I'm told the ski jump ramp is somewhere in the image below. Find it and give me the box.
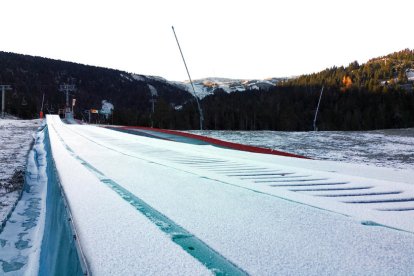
[46,115,414,275]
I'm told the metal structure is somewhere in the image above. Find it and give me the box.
[313,86,324,131]
[40,93,45,118]
[148,84,158,128]
[148,84,158,113]
[172,26,204,130]
[59,84,76,119]
[1,85,12,118]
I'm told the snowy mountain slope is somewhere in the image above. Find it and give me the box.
[128,74,288,99]
[174,77,286,99]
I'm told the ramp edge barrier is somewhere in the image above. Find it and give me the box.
[41,126,90,275]
[105,126,310,159]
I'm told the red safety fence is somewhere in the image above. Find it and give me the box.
[107,125,310,159]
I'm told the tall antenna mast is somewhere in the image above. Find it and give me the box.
[172,26,204,130]
[313,85,324,131]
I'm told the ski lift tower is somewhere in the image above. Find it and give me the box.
[59,84,76,119]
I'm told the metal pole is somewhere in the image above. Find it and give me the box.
[1,86,5,118]
[66,91,69,109]
[1,85,12,118]
[172,26,204,130]
[313,86,324,131]
[41,93,45,112]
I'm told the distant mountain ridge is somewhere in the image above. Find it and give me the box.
[123,75,289,99]
[171,77,287,99]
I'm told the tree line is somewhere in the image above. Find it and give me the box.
[1,50,413,131]
[162,85,414,131]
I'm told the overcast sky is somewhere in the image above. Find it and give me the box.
[2,0,413,81]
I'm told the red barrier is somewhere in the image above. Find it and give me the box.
[107,125,310,159]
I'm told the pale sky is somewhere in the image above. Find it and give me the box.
[2,0,413,81]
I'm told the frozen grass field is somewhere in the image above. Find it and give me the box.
[0,118,41,224]
[188,129,414,170]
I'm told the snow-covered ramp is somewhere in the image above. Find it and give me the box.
[46,115,414,275]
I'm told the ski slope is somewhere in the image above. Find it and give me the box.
[46,115,414,275]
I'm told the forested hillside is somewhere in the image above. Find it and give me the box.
[284,49,414,92]
[176,49,414,131]
[0,51,192,124]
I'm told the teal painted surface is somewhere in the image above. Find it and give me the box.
[38,128,84,276]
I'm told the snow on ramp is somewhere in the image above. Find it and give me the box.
[46,115,414,275]
[47,116,211,275]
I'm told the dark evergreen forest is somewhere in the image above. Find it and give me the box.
[173,86,413,131]
[0,51,192,124]
[172,49,414,130]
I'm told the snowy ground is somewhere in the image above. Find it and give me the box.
[2,116,414,274]
[44,116,414,274]
[188,129,414,170]
[0,128,47,274]
[0,118,41,224]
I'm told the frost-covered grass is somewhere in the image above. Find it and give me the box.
[188,129,414,170]
[0,118,41,224]
[0,128,48,274]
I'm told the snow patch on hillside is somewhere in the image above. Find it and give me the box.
[130,73,170,84]
[407,69,414,81]
[123,73,288,99]
[177,77,286,99]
